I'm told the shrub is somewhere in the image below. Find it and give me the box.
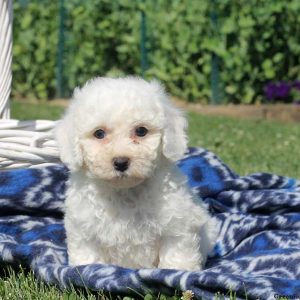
[216,0,300,104]
[13,1,58,99]
[12,0,300,103]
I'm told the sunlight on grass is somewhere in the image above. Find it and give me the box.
[11,101,300,178]
[188,112,300,178]
[11,101,65,120]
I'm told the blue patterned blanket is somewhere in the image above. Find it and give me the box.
[0,147,299,300]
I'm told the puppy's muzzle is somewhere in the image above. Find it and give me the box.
[113,157,130,172]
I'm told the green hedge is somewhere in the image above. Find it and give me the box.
[12,0,300,103]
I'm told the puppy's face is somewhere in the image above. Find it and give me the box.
[80,109,163,188]
[55,77,187,189]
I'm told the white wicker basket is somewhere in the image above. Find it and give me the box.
[0,120,60,169]
[0,0,61,169]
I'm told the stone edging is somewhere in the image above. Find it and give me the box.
[173,99,300,123]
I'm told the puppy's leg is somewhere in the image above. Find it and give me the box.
[66,228,107,266]
[68,240,96,265]
[158,234,204,271]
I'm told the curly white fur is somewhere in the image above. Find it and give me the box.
[55,77,217,270]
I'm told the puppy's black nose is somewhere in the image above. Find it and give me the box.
[113,157,130,172]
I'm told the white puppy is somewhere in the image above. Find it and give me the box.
[55,77,217,271]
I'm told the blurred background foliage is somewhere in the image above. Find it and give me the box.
[12,0,300,103]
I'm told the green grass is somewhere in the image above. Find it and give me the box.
[6,101,300,299]
[0,266,242,300]
[0,267,187,300]
[11,101,65,120]
[0,267,132,300]
[11,101,300,178]
[188,112,300,178]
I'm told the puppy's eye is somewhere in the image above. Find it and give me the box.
[135,126,148,137]
[94,129,106,139]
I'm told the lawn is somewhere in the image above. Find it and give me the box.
[188,113,300,178]
[11,101,65,121]
[4,101,299,299]
[11,101,300,178]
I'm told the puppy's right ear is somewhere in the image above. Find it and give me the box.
[54,116,83,171]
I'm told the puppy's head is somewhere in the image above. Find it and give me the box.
[55,77,187,188]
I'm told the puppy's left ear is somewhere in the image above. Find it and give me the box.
[150,80,188,161]
[54,115,83,171]
[162,103,188,161]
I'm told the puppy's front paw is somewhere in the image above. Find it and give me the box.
[67,243,106,266]
[158,260,202,271]
[159,235,205,271]
[68,252,97,266]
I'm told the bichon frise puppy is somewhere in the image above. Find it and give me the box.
[55,77,217,271]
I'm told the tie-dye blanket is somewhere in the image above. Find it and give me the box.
[0,147,299,300]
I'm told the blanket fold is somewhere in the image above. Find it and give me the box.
[0,147,299,300]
